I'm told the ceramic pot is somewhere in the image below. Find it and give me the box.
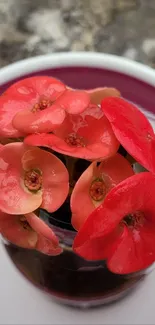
[0,52,155,307]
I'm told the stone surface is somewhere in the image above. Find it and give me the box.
[0,0,155,68]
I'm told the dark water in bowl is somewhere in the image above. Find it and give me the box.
[1,64,154,306]
[3,233,143,307]
[3,210,144,307]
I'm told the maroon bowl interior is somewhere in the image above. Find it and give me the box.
[0,66,155,114]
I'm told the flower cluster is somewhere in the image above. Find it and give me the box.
[1,75,155,275]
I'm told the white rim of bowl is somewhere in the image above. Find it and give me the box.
[0,52,155,86]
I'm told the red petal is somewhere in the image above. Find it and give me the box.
[36,235,63,256]
[107,223,155,274]
[22,147,69,212]
[101,97,155,173]
[97,153,134,184]
[73,226,123,261]
[13,104,66,134]
[73,172,155,248]
[0,76,66,137]
[6,76,65,100]
[0,209,62,255]
[86,87,120,105]
[0,95,28,138]
[25,105,119,160]
[25,213,59,246]
[0,211,38,249]
[71,162,96,231]
[57,89,90,114]
[71,154,134,230]
[0,143,42,214]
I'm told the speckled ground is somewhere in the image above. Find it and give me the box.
[0,0,155,68]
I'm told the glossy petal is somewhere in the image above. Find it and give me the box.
[56,89,90,114]
[101,97,155,173]
[25,105,119,160]
[6,76,65,100]
[73,226,123,261]
[71,162,96,231]
[26,213,59,246]
[22,147,69,212]
[0,211,38,249]
[36,235,63,256]
[0,95,27,138]
[86,87,120,105]
[73,172,155,248]
[71,153,134,230]
[0,76,66,137]
[107,223,155,274]
[0,143,42,214]
[13,104,66,134]
[0,211,62,256]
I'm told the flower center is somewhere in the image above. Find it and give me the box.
[19,216,31,230]
[65,133,85,147]
[32,99,52,112]
[89,178,106,201]
[24,169,42,192]
[123,211,145,229]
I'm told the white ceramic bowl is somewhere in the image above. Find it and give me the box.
[0,52,155,323]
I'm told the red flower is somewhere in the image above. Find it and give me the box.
[71,153,134,230]
[0,143,69,214]
[73,172,155,274]
[101,97,155,174]
[86,87,120,105]
[0,76,66,138]
[0,76,90,137]
[0,211,62,256]
[25,104,119,160]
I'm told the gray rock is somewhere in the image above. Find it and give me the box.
[114,0,139,11]
[140,0,155,9]
[60,0,74,11]
[123,48,138,60]
[142,39,155,56]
